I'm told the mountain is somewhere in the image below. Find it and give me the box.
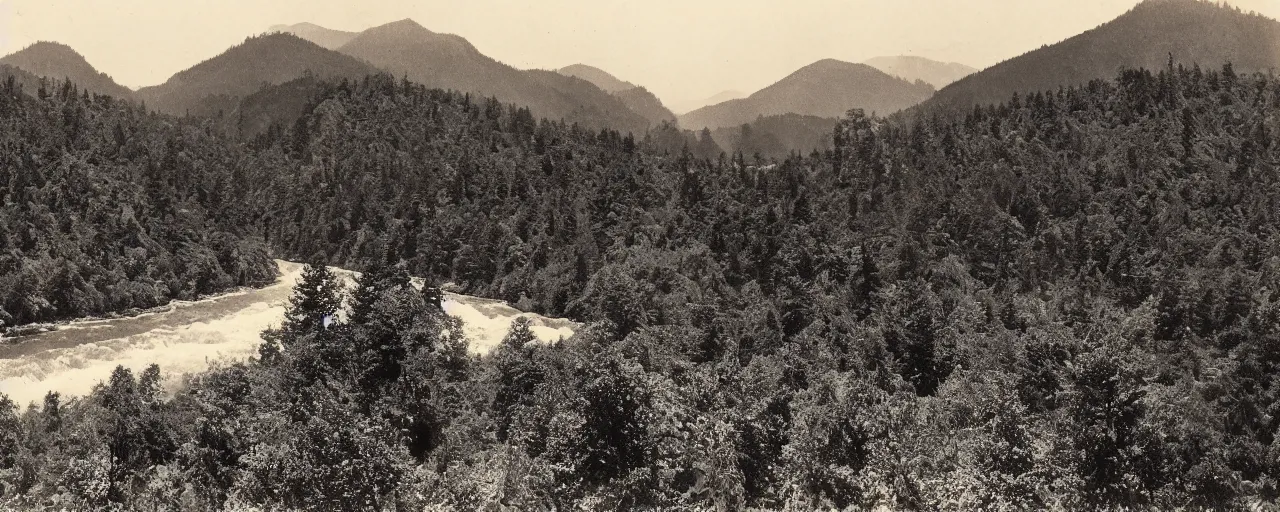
[268,22,359,50]
[679,59,934,130]
[557,64,636,93]
[614,86,677,127]
[556,64,677,127]
[137,33,378,117]
[864,56,977,88]
[918,0,1280,116]
[0,41,134,99]
[337,19,649,133]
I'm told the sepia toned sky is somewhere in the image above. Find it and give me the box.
[0,0,1277,106]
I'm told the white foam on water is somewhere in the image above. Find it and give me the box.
[0,261,578,407]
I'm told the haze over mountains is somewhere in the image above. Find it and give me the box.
[679,59,935,130]
[557,64,636,93]
[864,56,978,88]
[0,42,134,99]
[670,90,747,115]
[268,22,358,50]
[556,64,676,126]
[0,0,1276,155]
[919,0,1280,116]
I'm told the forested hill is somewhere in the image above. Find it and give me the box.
[917,0,1280,116]
[680,59,934,130]
[335,19,651,134]
[0,42,135,99]
[136,33,378,118]
[5,64,1280,510]
[0,78,276,330]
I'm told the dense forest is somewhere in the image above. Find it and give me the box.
[0,76,276,330]
[3,61,1280,510]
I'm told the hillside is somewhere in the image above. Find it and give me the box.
[268,22,359,50]
[0,64,43,96]
[338,19,649,133]
[918,0,1280,116]
[712,113,836,160]
[136,33,378,117]
[9,64,1280,509]
[864,55,977,88]
[0,41,134,99]
[556,64,677,126]
[557,63,636,92]
[614,86,677,127]
[679,59,934,130]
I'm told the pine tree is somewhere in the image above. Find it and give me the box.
[280,264,343,338]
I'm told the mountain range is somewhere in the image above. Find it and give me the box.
[917,0,1280,116]
[679,59,935,130]
[2,0,1278,147]
[332,19,650,133]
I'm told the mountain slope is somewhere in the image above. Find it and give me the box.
[556,65,677,127]
[712,113,836,160]
[337,19,649,133]
[0,42,134,99]
[614,86,677,127]
[557,64,637,93]
[0,64,43,96]
[137,33,378,117]
[679,59,934,130]
[918,0,1280,116]
[268,22,359,50]
[864,56,977,88]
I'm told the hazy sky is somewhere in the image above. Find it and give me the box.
[1,0,1277,106]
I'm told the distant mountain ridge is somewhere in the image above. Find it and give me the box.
[916,0,1280,116]
[557,64,636,93]
[336,19,650,133]
[864,56,977,88]
[136,33,378,117]
[269,22,359,50]
[679,59,934,130]
[555,64,676,127]
[0,41,134,99]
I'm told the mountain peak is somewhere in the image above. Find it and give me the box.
[803,58,860,71]
[0,40,133,98]
[267,22,358,50]
[138,31,377,116]
[366,18,434,36]
[679,59,933,129]
[916,0,1280,116]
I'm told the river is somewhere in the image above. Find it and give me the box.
[0,261,578,407]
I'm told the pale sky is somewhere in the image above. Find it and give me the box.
[0,0,1277,106]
